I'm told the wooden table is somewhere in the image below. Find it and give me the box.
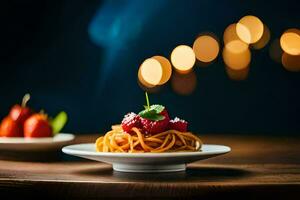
[0,134,299,199]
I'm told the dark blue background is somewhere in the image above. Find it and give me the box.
[0,0,299,135]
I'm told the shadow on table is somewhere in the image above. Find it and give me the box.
[0,151,67,162]
[75,165,252,182]
[0,150,92,162]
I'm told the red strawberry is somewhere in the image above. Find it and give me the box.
[140,109,170,134]
[9,94,33,124]
[121,112,141,133]
[9,105,33,124]
[0,116,23,137]
[24,114,52,138]
[169,117,188,132]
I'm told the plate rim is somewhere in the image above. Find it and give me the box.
[62,143,231,157]
[0,133,75,144]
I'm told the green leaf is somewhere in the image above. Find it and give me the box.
[150,104,165,114]
[144,115,165,121]
[138,109,157,118]
[138,105,165,121]
[139,93,165,121]
[50,111,68,135]
[138,105,164,117]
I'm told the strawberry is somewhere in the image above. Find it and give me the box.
[169,117,188,132]
[24,113,52,138]
[0,116,23,137]
[9,94,33,124]
[137,93,171,134]
[121,112,141,133]
[9,105,33,124]
[140,109,170,134]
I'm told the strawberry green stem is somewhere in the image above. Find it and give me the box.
[21,93,30,107]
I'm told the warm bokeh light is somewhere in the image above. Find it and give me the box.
[236,15,264,44]
[137,78,161,93]
[252,24,271,49]
[171,45,196,74]
[193,35,219,63]
[138,67,156,88]
[223,40,251,70]
[281,53,300,72]
[152,56,172,85]
[135,15,299,95]
[269,39,283,63]
[226,66,249,81]
[223,23,245,45]
[225,39,249,53]
[171,71,197,95]
[138,58,163,86]
[223,23,251,72]
[280,28,300,56]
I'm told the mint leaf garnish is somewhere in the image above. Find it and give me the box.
[143,115,165,121]
[139,92,165,121]
[138,105,165,117]
[138,108,165,121]
[138,109,157,118]
[150,104,165,113]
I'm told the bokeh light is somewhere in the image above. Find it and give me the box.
[269,39,283,63]
[223,23,252,73]
[171,71,197,95]
[171,45,196,74]
[152,56,172,85]
[226,66,249,81]
[137,78,161,93]
[225,39,249,53]
[135,14,300,95]
[193,35,219,63]
[223,23,245,45]
[280,28,300,56]
[252,24,271,49]
[223,40,251,70]
[236,15,264,44]
[138,67,155,88]
[281,53,300,72]
[138,58,163,86]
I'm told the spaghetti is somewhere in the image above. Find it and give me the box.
[95,125,202,153]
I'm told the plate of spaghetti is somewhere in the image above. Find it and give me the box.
[62,93,230,172]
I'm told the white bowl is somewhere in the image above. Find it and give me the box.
[0,133,75,151]
[62,143,231,173]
